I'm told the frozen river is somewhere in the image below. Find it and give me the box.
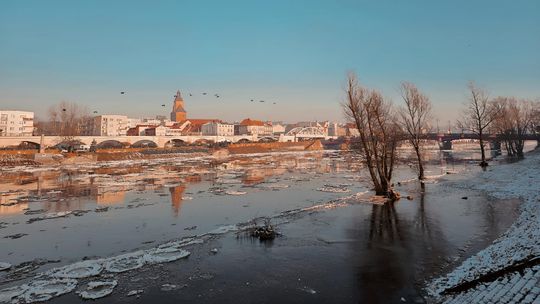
[0,146,534,303]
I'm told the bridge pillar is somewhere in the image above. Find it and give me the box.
[439,140,452,150]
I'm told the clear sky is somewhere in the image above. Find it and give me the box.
[1,0,539,123]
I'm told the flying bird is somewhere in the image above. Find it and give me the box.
[273,102,276,105]
[62,109,66,112]
[162,104,166,107]
[259,100,265,103]
[250,99,254,102]
[202,93,207,95]
[189,93,192,96]
[120,91,125,95]
[93,111,98,114]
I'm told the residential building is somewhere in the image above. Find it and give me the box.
[201,122,234,136]
[84,115,128,136]
[127,118,142,128]
[0,110,34,136]
[145,125,167,136]
[272,123,286,135]
[236,118,273,136]
[180,119,221,135]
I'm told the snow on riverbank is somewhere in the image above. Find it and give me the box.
[427,151,540,302]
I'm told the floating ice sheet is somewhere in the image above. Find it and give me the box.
[50,260,103,279]
[143,247,190,264]
[105,252,145,273]
[23,279,78,303]
[77,280,117,300]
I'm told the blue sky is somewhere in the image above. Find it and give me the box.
[1,0,539,123]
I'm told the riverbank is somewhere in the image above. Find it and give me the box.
[426,150,540,303]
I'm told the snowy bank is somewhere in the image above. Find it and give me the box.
[427,151,540,302]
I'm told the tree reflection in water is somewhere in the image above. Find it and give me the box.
[353,184,450,303]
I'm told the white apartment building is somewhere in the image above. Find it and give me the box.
[85,115,128,136]
[236,118,273,136]
[272,123,286,135]
[0,110,34,136]
[127,118,142,128]
[201,122,234,136]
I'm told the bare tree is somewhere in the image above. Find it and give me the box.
[343,73,402,198]
[457,82,502,167]
[398,82,432,180]
[492,97,537,157]
[47,101,89,136]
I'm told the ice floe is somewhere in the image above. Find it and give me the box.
[206,225,238,235]
[105,252,145,273]
[224,190,247,196]
[49,260,103,279]
[0,262,11,271]
[77,280,117,300]
[23,279,78,303]
[143,247,190,264]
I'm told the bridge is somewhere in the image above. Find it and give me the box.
[324,132,540,150]
[0,135,262,149]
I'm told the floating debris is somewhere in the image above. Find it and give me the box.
[4,233,28,239]
[77,280,117,300]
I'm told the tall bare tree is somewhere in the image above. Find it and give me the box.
[343,73,402,198]
[47,101,89,136]
[457,82,502,167]
[492,97,537,157]
[398,82,432,180]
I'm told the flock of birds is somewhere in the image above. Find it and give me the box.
[81,91,277,114]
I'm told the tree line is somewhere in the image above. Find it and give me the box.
[343,72,539,199]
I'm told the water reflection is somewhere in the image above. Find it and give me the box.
[169,185,186,217]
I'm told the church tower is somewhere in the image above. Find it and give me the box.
[170,90,187,122]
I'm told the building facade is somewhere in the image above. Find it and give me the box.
[84,115,128,136]
[236,118,273,136]
[201,122,234,136]
[0,110,34,136]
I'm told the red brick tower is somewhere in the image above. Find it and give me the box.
[170,90,187,122]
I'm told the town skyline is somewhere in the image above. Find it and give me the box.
[1,1,539,122]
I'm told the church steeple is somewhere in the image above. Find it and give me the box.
[171,90,187,122]
[174,90,183,101]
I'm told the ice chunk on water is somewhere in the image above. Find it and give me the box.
[0,262,11,271]
[23,279,77,303]
[51,260,103,279]
[207,225,238,235]
[105,252,145,273]
[225,190,247,195]
[126,289,144,297]
[316,186,350,193]
[77,280,117,300]
[143,247,190,264]
[0,286,27,303]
